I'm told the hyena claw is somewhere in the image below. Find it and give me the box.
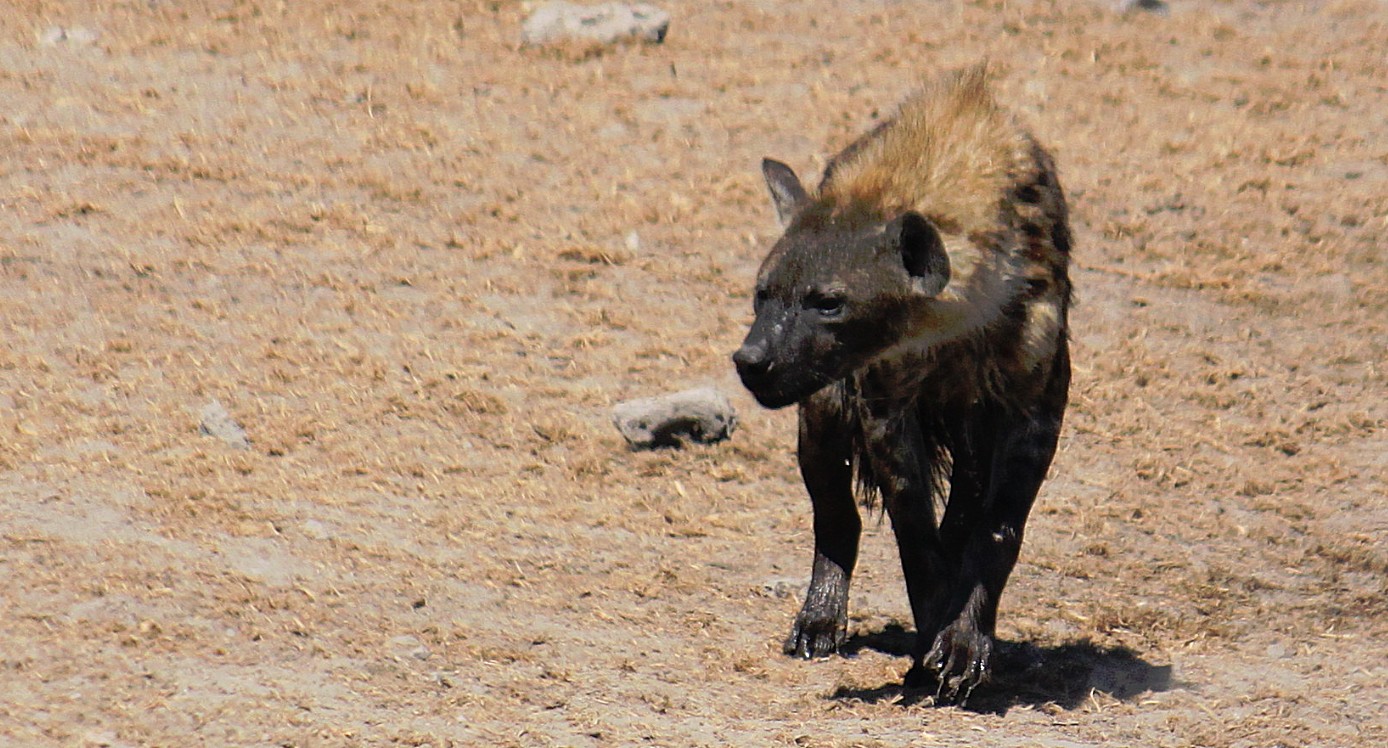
[783,613,846,659]
[923,621,993,705]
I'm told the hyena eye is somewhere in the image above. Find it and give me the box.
[807,292,846,318]
[753,288,770,309]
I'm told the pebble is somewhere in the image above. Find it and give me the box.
[301,519,333,541]
[39,26,100,46]
[80,731,129,748]
[389,634,432,661]
[758,578,804,599]
[1116,0,1170,14]
[199,400,250,449]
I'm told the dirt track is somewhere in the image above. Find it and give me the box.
[2,1,1386,746]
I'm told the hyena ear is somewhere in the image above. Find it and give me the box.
[893,212,951,297]
[762,158,808,227]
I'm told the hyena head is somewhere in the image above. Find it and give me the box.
[733,159,951,409]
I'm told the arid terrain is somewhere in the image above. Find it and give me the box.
[2,1,1385,746]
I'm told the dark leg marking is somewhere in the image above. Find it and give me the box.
[785,389,861,659]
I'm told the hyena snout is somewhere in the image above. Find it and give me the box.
[733,336,804,409]
[732,338,773,387]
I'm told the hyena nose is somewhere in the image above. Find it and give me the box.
[733,342,772,379]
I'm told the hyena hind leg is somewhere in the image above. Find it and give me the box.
[925,363,1069,703]
[784,389,861,659]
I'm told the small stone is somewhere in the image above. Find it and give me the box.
[758,577,804,599]
[301,519,332,540]
[389,634,432,661]
[521,3,670,47]
[80,731,129,748]
[1115,0,1170,15]
[39,26,100,46]
[199,400,250,449]
[612,387,736,449]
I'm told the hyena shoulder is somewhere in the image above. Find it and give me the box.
[829,67,1072,391]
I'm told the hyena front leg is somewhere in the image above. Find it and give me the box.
[857,408,953,688]
[785,388,861,659]
[926,351,1070,703]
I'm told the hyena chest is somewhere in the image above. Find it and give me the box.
[853,334,1022,418]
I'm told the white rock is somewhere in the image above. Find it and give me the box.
[612,387,736,449]
[522,3,670,46]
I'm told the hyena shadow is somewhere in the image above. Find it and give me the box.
[833,623,1174,713]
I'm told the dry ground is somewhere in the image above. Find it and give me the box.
[2,1,1386,746]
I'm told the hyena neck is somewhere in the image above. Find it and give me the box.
[890,235,1028,359]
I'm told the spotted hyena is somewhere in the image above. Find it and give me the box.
[733,67,1073,703]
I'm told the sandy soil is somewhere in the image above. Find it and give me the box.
[2,1,1386,746]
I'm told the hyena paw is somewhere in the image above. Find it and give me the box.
[920,621,993,705]
[783,610,846,659]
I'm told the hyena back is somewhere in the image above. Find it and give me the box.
[733,67,1072,703]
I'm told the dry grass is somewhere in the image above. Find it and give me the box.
[1,1,1386,746]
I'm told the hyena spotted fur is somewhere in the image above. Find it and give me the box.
[733,67,1072,703]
